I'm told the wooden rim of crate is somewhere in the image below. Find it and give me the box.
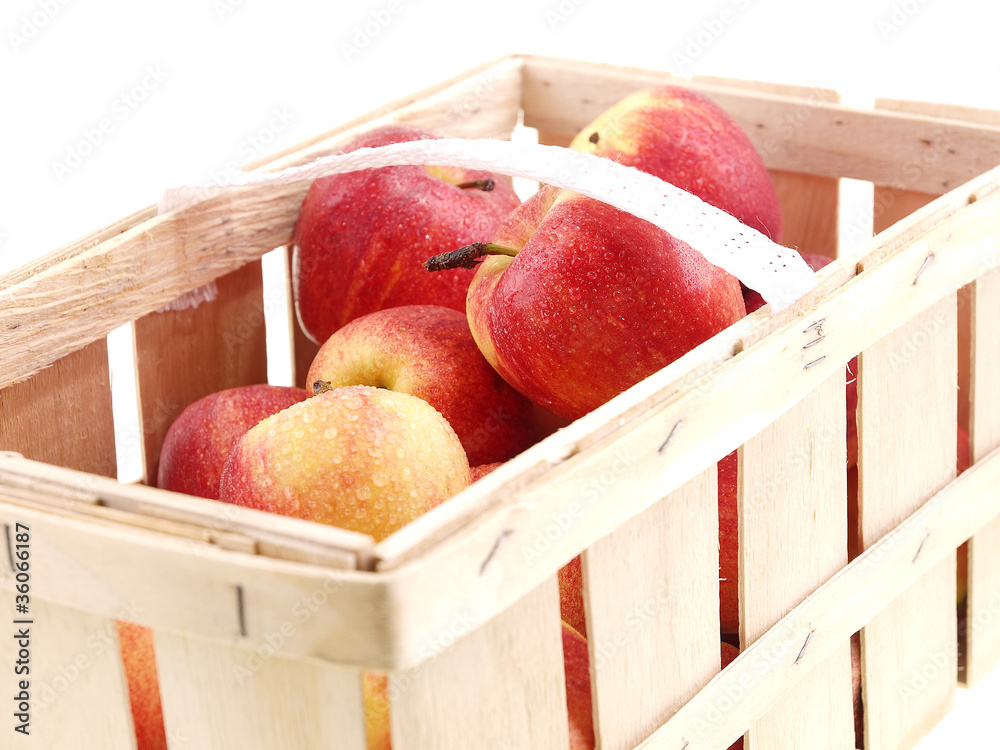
[3,54,1000,748]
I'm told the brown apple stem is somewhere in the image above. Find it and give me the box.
[423,242,519,272]
[313,380,334,395]
[456,178,495,191]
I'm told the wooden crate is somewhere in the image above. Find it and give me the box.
[2,53,1000,749]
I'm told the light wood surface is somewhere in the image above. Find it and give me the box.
[0,339,117,478]
[583,466,720,749]
[389,578,569,749]
[154,630,368,750]
[966,268,1000,685]
[740,373,855,749]
[133,260,268,485]
[857,295,959,750]
[0,595,136,748]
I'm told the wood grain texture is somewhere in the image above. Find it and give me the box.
[965,268,1000,685]
[0,338,117,478]
[635,444,1000,750]
[154,632,368,750]
[0,595,135,749]
[582,466,719,750]
[857,296,958,750]
[740,373,854,750]
[132,260,268,486]
[389,577,569,749]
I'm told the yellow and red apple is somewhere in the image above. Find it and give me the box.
[305,305,538,466]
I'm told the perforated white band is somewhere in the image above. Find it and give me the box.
[159,138,816,311]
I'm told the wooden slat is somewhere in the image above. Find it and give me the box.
[154,632,367,749]
[132,260,268,485]
[638,444,1000,750]
[740,372,854,749]
[0,595,135,748]
[0,339,117,478]
[389,577,568,749]
[857,296,959,750]
[582,467,719,749]
[520,55,1000,190]
[966,267,1000,685]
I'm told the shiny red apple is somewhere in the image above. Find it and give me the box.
[291,124,520,344]
[443,184,746,421]
[569,84,783,243]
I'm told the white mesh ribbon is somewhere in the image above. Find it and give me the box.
[159,138,816,311]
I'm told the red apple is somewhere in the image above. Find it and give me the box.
[157,384,309,499]
[718,450,740,635]
[291,124,521,344]
[470,461,503,482]
[558,555,587,639]
[445,184,746,421]
[562,621,595,750]
[569,85,783,243]
[364,672,390,750]
[219,385,470,541]
[117,620,166,750]
[305,305,538,466]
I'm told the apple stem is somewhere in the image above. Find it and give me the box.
[313,380,334,395]
[423,242,520,272]
[456,178,495,191]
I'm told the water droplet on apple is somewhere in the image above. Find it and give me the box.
[356,486,372,502]
[323,427,338,440]
[395,446,406,460]
[372,473,389,487]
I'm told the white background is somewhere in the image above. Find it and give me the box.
[3,0,1000,745]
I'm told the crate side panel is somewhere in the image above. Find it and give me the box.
[389,577,569,749]
[582,466,719,750]
[966,268,1000,685]
[133,260,268,486]
[154,630,367,749]
[857,297,959,750]
[0,338,117,478]
[0,595,136,748]
[740,372,854,749]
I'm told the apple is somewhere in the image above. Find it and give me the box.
[291,123,521,344]
[364,672,390,750]
[558,555,587,639]
[433,184,746,421]
[117,620,166,750]
[568,84,783,243]
[562,620,595,750]
[718,451,740,635]
[219,385,470,540]
[157,384,309,499]
[305,305,538,466]
[470,461,503,482]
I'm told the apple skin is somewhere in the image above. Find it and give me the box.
[562,621,596,750]
[291,124,520,344]
[305,305,538,467]
[219,385,470,541]
[117,620,167,750]
[157,384,309,499]
[558,555,587,639]
[718,451,740,635]
[363,672,390,750]
[569,85,782,243]
[470,461,503,482]
[466,184,747,421]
